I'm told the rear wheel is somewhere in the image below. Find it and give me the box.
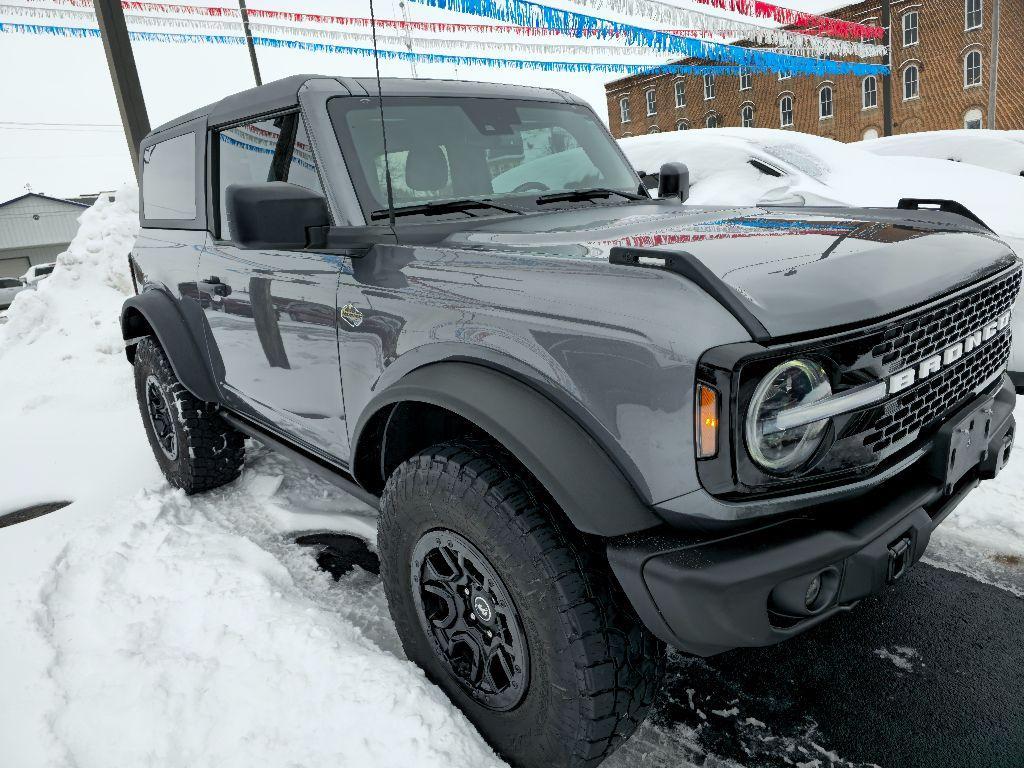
[133,337,244,493]
[378,440,665,768]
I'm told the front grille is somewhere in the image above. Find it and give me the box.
[870,269,1021,376]
[863,331,1011,453]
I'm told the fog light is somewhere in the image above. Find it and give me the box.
[804,574,822,609]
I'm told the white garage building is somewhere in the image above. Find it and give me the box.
[0,193,91,279]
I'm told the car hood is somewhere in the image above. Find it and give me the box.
[440,202,1020,338]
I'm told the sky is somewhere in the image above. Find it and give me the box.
[0,0,839,201]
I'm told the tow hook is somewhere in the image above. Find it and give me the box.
[887,535,913,584]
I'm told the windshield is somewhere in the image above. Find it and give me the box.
[328,96,644,221]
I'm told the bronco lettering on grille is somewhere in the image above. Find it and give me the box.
[887,310,1013,395]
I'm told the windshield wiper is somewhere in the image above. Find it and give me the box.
[370,199,522,221]
[534,188,647,205]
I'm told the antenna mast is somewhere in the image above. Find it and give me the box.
[369,0,397,229]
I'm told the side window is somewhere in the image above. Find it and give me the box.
[216,114,324,238]
[142,132,196,221]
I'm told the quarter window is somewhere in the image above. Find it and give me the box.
[741,104,754,127]
[646,88,657,116]
[620,97,631,123]
[779,96,794,128]
[141,132,197,221]
[863,76,878,109]
[964,50,982,87]
[966,0,982,30]
[704,74,716,100]
[675,80,686,108]
[819,86,834,119]
[902,11,919,46]
[903,65,920,100]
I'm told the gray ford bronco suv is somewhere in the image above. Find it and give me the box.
[123,75,1020,767]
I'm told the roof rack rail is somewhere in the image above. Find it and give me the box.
[897,198,993,232]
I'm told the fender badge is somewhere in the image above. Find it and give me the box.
[340,303,364,328]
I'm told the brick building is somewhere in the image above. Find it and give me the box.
[605,0,1023,142]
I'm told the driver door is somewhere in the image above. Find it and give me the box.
[199,112,350,459]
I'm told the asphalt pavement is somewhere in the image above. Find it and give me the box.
[613,562,1024,768]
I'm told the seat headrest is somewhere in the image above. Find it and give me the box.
[404,144,450,193]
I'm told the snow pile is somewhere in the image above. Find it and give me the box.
[619,129,1024,237]
[861,130,1024,177]
[0,189,502,768]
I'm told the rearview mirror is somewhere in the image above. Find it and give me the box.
[658,162,690,203]
[225,182,331,250]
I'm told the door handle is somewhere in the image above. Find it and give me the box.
[199,277,231,297]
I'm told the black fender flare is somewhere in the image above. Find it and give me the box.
[353,362,662,537]
[121,289,220,403]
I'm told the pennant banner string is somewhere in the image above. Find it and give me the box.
[0,2,884,58]
[407,0,888,75]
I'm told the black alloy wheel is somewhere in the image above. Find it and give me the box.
[145,374,178,460]
[412,528,529,711]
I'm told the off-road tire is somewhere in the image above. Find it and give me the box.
[378,440,665,768]
[133,336,244,493]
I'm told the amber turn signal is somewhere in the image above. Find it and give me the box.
[696,383,720,459]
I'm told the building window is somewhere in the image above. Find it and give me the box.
[902,11,919,46]
[863,127,880,140]
[819,86,834,119]
[741,104,754,127]
[779,71,792,80]
[966,0,982,30]
[965,50,983,88]
[646,88,657,116]
[675,80,686,108]
[903,65,920,100]
[677,120,689,131]
[862,76,878,109]
[779,95,794,128]
[706,114,720,129]
[964,107,984,129]
[740,71,752,91]
[649,125,660,134]
[703,74,716,100]
[619,97,630,124]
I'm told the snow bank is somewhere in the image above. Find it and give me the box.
[861,130,1024,177]
[619,129,1024,237]
[0,189,502,768]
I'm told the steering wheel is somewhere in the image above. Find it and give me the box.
[511,181,550,193]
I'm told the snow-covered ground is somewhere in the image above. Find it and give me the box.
[861,129,1024,177]
[2,155,1022,767]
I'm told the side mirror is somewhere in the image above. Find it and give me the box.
[225,182,331,249]
[658,162,690,203]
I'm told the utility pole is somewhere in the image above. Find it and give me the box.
[988,0,1001,129]
[237,0,262,86]
[93,0,150,182]
[881,0,894,136]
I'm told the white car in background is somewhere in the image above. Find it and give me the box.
[617,128,1024,391]
[21,262,55,287]
[0,277,27,310]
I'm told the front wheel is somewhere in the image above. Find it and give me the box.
[378,440,665,768]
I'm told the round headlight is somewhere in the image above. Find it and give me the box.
[745,358,833,473]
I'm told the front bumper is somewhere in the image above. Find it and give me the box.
[609,375,1016,657]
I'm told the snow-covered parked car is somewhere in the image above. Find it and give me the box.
[0,277,27,310]
[21,262,55,287]
[861,129,1024,177]
[619,129,1024,391]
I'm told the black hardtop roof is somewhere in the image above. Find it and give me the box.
[147,75,584,138]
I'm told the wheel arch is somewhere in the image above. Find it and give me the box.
[352,362,662,537]
[121,289,221,403]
